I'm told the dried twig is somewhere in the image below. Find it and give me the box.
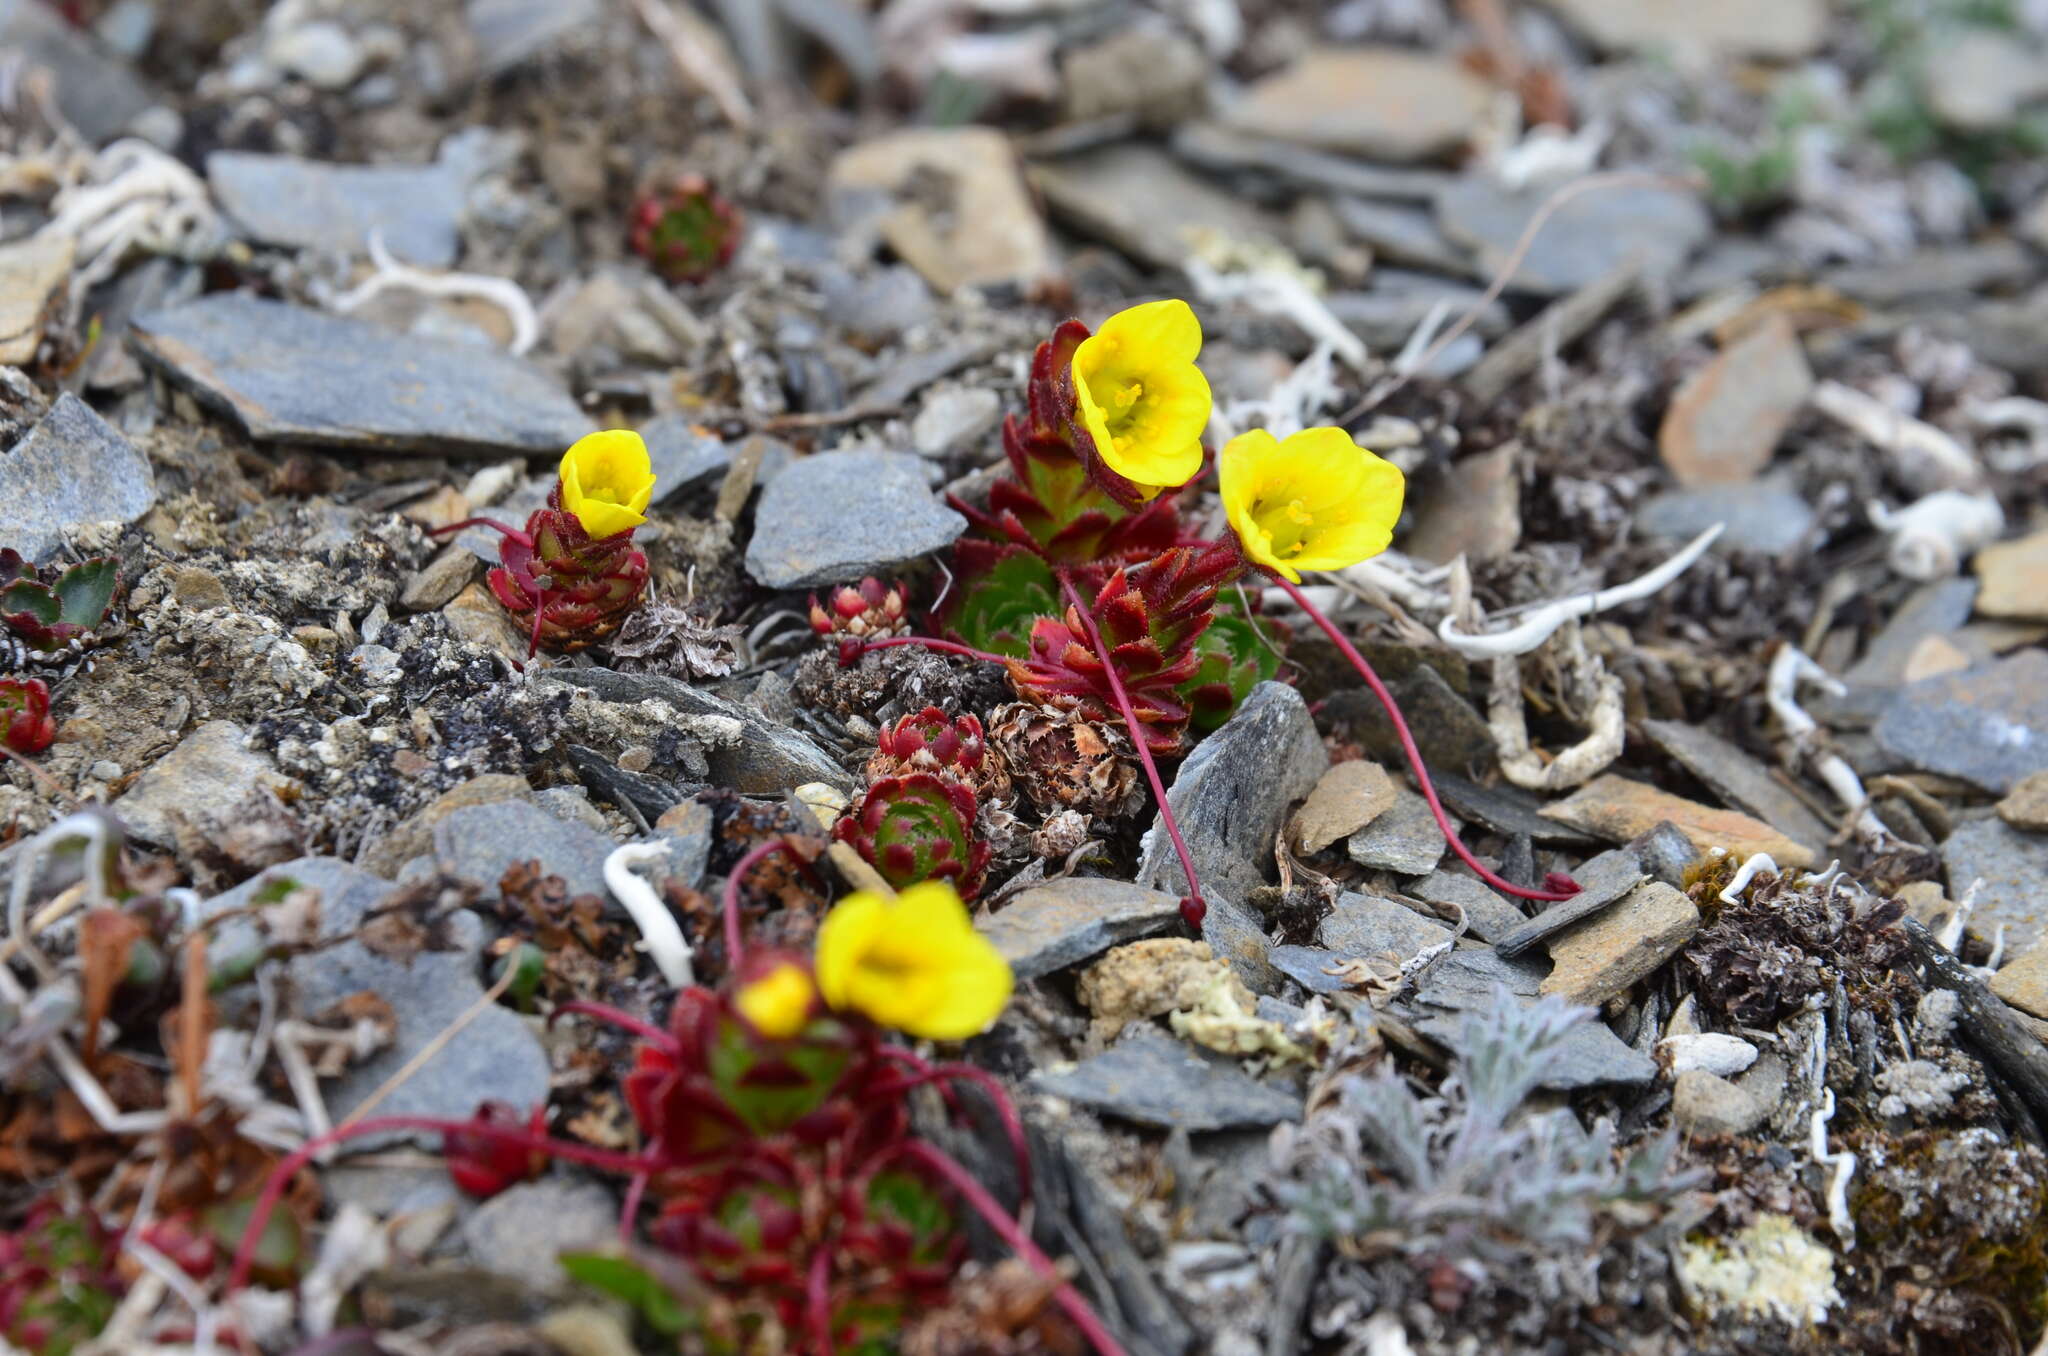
[331,231,541,355]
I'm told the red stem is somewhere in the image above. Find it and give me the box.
[891,1140,1128,1356]
[807,1246,835,1356]
[549,998,676,1051]
[429,516,531,545]
[1055,571,1207,929]
[1272,576,1578,903]
[229,1116,657,1292]
[620,1170,650,1243]
[871,1049,1032,1211]
[855,634,1012,666]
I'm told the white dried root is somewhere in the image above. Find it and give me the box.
[1486,622,1626,792]
[1866,489,2004,580]
[1766,645,1896,849]
[1810,379,1984,494]
[40,139,225,306]
[330,230,541,355]
[1437,525,1723,659]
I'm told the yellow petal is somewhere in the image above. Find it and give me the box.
[1095,298,1203,366]
[814,890,886,1011]
[558,429,655,536]
[733,962,816,1040]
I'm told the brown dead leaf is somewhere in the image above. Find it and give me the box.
[78,908,146,1065]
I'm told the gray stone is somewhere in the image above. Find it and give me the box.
[1843,578,1980,690]
[1325,283,1510,351]
[541,667,853,793]
[1345,790,1448,876]
[0,0,155,142]
[1170,122,1453,202]
[455,476,551,561]
[1944,816,2048,958]
[1034,1027,1302,1130]
[461,1180,618,1294]
[266,20,365,90]
[1330,197,1478,276]
[1412,946,1548,1009]
[744,449,965,590]
[399,546,482,612]
[1436,176,1712,296]
[1270,945,1353,995]
[204,858,549,1137]
[1414,1006,1656,1090]
[1224,47,1490,161]
[641,417,791,504]
[1539,0,1825,60]
[428,800,615,900]
[1922,30,2048,132]
[131,294,593,456]
[1406,871,1528,944]
[1318,892,1451,961]
[911,387,1001,459]
[653,800,713,892]
[978,878,1185,980]
[207,151,471,267]
[466,0,601,74]
[1494,848,1647,959]
[1876,651,2048,793]
[1202,893,1286,997]
[1630,821,1703,888]
[820,265,935,343]
[1433,772,1597,847]
[1338,662,1496,775]
[1637,480,1816,555]
[1823,241,2036,307]
[1137,682,1328,902]
[0,393,157,563]
[361,774,535,879]
[1030,143,1286,270]
[1671,1069,1769,1137]
[1641,719,1833,855]
[112,721,292,848]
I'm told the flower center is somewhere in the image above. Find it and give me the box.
[1256,495,1316,558]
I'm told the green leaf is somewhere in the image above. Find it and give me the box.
[204,1198,303,1283]
[1177,594,1285,732]
[559,1251,692,1336]
[53,559,117,629]
[945,549,1059,659]
[0,579,60,627]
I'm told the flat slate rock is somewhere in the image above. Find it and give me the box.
[1875,651,2048,794]
[1944,816,2048,958]
[640,416,792,505]
[1138,682,1329,902]
[1405,870,1528,943]
[1414,1007,1657,1089]
[540,667,854,793]
[1436,176,1712,297]
[0,392,157,562]
[131,293,593,456]
[1641,719,1833,855]
[1411,946,1548,1009]
[423,799,616,900]
[1495,848,1648,958]
[207,151,472,267]
[744,449,965,589]
[1637,480,1817,555]
[1034,1028,1302,1130]
[1345,789,1448,875]
[1318,892,1452,961]
[1433,771,1596,846]
[205,858,550,1137]
[0,0,155,141]
[979,878,1185,980]
[466,0,602,73]
[1270,944,1354,995]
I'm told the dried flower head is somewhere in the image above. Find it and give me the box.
[559,429,657,539]
[1070,300,1211,500]
[1220,427,1405,583]
[815,882,1013,1041]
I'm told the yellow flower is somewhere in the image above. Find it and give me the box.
[559,429,657,538]
[733,961,817,1040]
[814,882,1013,1041]
[1071,299,1212,496]
[1220,427,1405,584]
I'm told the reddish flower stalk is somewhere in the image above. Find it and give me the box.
[872,1049,1032,1210]
[857,634,1014,666]
[1057,571,1208,930]
[892,1139,1129,1356]
[1272,576,1579,903]
[722,836,812,966]
[231,1115,656,1291]
[549,998,676,1051]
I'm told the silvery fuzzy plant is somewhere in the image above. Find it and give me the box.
[1271,989,1695,1273]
